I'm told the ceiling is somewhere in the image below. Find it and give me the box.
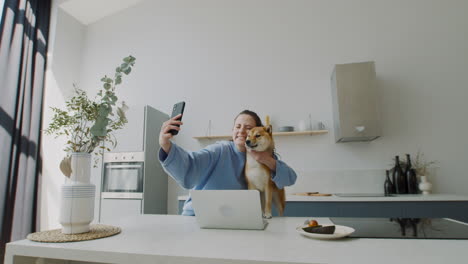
[59,0,144,25]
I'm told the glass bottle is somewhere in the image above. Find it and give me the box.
[384,169,395,195]
[394,155,407,194]
[405,154,418,194]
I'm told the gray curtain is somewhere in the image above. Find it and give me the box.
[0,0,51,255]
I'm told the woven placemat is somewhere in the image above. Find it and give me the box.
[27,224,121,243]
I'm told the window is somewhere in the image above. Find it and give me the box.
[0,0,5,24]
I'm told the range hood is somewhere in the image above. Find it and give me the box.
[331,61,381,143]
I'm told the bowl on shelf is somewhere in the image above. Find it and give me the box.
[278,126,294,132]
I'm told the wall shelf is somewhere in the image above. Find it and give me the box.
[193,130,328,140]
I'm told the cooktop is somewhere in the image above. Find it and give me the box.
[330,217,468,239]
[333,193,394,197]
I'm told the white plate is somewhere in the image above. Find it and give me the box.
[296,225,355,240]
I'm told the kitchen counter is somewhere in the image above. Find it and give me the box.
[178,194,468,221]
[5,215,468,264]
[179,193,468,202]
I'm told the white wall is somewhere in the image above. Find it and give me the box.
[42,0,468,224]
[40,1,86,230]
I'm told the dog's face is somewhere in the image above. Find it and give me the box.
[245,126,273,152]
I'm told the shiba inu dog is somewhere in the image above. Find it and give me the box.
[244,124,285,218]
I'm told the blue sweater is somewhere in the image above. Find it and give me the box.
[159,141,297,216]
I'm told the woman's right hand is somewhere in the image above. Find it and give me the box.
[159,114,183,154]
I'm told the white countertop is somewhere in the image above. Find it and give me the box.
[178,193,468,202]
[5,215,468,264]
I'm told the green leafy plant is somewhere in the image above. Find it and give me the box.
[412,151,438,176]
[45,56,136,176]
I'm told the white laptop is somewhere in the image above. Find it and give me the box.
[191,190,268,230]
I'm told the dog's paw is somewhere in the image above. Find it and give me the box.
[263,213,272,219]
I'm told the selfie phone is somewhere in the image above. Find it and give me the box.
[169,101,185,135]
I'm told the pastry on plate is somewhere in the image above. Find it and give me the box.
[302,225,336,234]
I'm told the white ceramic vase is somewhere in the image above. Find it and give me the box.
[418,175,433,195]
[298,120,309,132]
[59,152,95,234]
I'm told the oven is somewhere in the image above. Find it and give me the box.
[101,152,145,199]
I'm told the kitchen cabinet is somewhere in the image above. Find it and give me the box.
[284,201,468,222]
[98,105,169,223]
[100,199,142,226]
[179,194,468,222]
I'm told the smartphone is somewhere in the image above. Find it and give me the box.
[169,101,185,135]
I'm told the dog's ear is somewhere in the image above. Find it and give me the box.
[266,125,273,134]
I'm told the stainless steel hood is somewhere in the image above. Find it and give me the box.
[331,61,381,143]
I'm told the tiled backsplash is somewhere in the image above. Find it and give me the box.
[285,169,386,195]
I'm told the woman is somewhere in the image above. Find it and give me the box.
[158,110,297,216]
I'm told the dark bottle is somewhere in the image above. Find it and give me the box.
[405,154,418,194]
[393,155,407,194]
[384,170,396,195]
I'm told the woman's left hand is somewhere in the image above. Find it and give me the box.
[247,149,277,171]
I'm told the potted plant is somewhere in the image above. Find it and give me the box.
[44,55,136,234]
[412,151,438,195]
